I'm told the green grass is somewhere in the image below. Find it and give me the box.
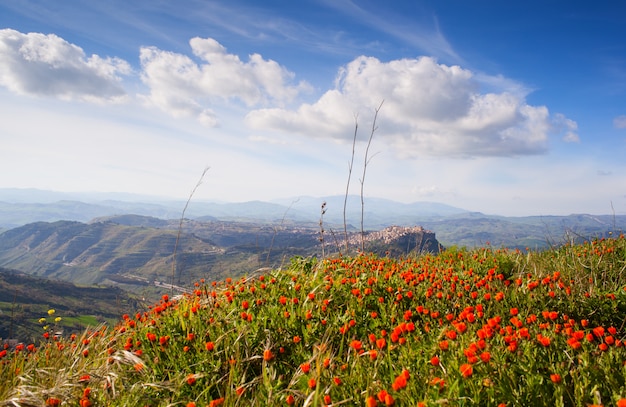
[1,235,626,406]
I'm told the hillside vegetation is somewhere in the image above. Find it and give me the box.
[0,219,440,299]
[1,235,626,406]
[0,269,140,343]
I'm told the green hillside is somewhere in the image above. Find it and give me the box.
[0,268,140,344]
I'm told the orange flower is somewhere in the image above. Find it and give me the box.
[430,355,440,366]
[300,362,311,373]
[350,340,363,351]
[365,396,378,407]
[445,330,457,340]
[377,390,389,402]
[323,358,331,368]
[205,341,215,351]
[208,398,224,407]
[392,374,408,391]
[263,349,274,361]
[480,352,491,363]
[616,399,626,407]
[286,395,295,405]
[593,326,605,338]
[537,334,551,347]
[308,378,317,389]
[550,373,562,383]
[430,377,445,389]
[459,363,473,378]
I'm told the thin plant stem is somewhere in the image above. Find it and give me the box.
[343,115,358,255]
[266,198,299,267]
[171,166,210,295]
[360,101,384,252]
[319,201,327,259]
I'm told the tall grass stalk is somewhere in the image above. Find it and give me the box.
[359,101,383,252]
[171,166,210,294]
[343,115,359,255]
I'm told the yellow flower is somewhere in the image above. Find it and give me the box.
[54,317,62,323]
[48,309,55,316]
[39,318,47,324]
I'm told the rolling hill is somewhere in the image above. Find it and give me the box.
[0,267,140,343]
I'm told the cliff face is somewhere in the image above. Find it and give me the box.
[350,226,442,256]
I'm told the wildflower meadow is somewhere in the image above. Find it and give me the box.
[1,235,625,406]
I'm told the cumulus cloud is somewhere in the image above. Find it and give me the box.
[139,37,311,126]
[0,29,131,102]
[552,113,579,143]
[614,115,626,129]
[246,55,567,158]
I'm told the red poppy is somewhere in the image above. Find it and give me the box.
[460,363,473,378]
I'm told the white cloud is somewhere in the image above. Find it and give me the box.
[0,29,131,103]
[246,56,563,158]
[139,37,311,126]
[552,113,579,143]
[614,115,626,129]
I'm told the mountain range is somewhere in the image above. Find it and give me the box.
[1,188,624,248]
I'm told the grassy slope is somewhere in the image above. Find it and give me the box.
[0,268,141,343]
[1,236,625,406]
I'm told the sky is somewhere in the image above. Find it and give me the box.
[0,0,625,216]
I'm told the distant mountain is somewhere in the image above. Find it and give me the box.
[420,212,626,249]
[1,188,624,253]
[0,188,468,229]
[0,199,183,229]
[269,195,467,227]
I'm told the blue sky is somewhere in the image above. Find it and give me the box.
[0,0,625,216]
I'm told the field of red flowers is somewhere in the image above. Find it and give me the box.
[1,235,625,406]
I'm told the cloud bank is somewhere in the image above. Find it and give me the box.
[246,56,567,158]
[0,29,578,158]
[0,29,130,102]
[139,37,311,126]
